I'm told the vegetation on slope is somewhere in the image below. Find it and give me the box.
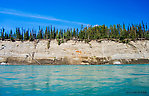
[0,22,149,44]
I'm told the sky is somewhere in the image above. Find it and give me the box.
[0,0,149,32]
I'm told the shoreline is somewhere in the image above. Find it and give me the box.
[1,58,149,65]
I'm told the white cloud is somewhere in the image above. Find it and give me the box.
[93,24,99,27]
[0,8,87,25]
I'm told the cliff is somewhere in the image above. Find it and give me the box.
[0,40,149,65]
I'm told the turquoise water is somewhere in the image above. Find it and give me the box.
[0,65,149,96]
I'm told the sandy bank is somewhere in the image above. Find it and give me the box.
[0,40,149,65]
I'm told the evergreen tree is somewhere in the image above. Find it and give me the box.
[110,25,114,38]
[1,28,5,40]
[16,28,22,40]
[58,29,62,39]
[73,28,76,39]
[84,27,88,40]
[56,29,59,39]
[44,27,49,39]
[53,26,56,39]
[50,25,52,39]
[4,33,9,39]
[37,28,43,39]
[29,32,34,41]
[24,30,29,40]
[130,24,136,41]
[70,28,73,40]
[9,30,13,40]
[121,23,127,39]
[63,29,67,39]
[32,29,36,39]
[47,26,50,39]
[76,28,79,39]
[79,30,85,40]
[66,29,70,40]
[113,25,118,39]
[138,24,143,38]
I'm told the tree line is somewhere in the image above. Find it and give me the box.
[0,22,149,44]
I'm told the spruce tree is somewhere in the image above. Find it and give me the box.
[53,27,56,39]
[37,29,43,39]
[16,28,22,40]
[4,33,9,39]
[9,30,13,40]
[50,25,52,39]
[70,28,73,40]
[1,28,5,40]
[24,30,29,40]
[59,29,62,39]
[73,28,76,39]
[76,28,79,39]
[56,29,59,39]
[44,27,49,39]
[29,32,34,41]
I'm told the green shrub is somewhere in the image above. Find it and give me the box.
[85,39,90,43]
[57,38,61,45]
[145,34,149,40]
[47,41,50,49]
[61,38,64,43]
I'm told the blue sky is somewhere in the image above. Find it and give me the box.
[0,0,149,31]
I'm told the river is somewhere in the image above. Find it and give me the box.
[0,64,149,96]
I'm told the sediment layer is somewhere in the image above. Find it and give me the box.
[0,40,149,65]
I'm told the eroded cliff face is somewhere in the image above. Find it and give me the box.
[0,40,149,65]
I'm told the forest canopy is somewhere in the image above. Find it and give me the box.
[0,22,149,44]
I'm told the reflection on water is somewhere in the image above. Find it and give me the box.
[0,65,149,96]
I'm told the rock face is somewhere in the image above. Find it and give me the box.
[0,40,149,65]
[0,57,6,63]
